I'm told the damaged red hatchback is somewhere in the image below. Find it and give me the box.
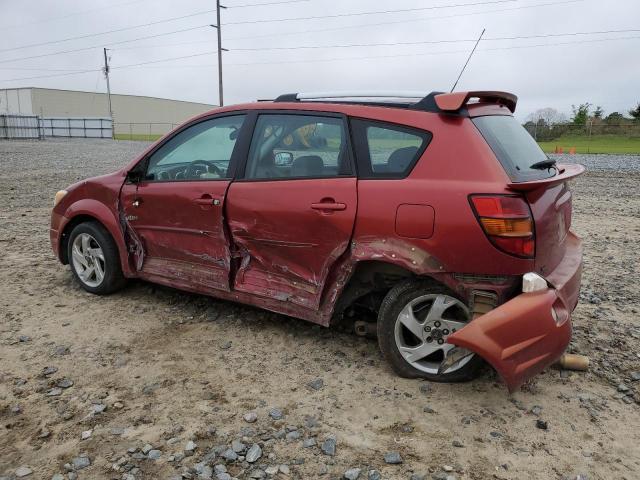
[50,90,584,391]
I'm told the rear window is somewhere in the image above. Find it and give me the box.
[473,115,555,182]
[351,119,432,179]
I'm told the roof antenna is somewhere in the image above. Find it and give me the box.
[450,28,485,92]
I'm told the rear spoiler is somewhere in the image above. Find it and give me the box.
[507,164,586,192]
[434,91,518,113]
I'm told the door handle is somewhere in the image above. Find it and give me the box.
[311,201,346,211]
[193,195,221,206]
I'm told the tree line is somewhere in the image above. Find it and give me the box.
[523,102,640,141]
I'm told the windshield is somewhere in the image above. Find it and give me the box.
[473,115,555,182]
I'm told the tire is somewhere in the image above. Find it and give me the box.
[67,221,126,295]
[377,279,483,382]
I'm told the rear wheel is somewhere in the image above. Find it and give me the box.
[67,221,126,294]
[377,280,483,382]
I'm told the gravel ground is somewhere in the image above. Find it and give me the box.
[1,138,639,480]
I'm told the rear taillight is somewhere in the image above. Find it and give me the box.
[469,194,535,258]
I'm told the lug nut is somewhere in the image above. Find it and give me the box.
[426,336,433,343]
[442,329,449,335]
[437,339,444,345]
[424,325,431,332]
[452,328,456,333]
[434,321,441,327]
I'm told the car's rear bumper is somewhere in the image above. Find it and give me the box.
[447,231,582,391]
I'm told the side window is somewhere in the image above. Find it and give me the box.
[146,115,245,181]
[351,119,432,178]
[244,114,351,180]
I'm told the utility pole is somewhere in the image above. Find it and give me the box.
[103,47,114,138]
[212,0,227,107]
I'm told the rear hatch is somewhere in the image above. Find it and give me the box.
[473,115,584,276]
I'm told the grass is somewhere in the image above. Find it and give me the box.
[537,135,640,154]
[114,133,163,141]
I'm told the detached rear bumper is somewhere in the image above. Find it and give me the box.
[448,232,582,392]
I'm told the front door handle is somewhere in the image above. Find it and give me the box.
[311,201,346,211]
[193,195,221,206]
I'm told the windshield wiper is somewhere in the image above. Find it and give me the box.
[529,159,557,170]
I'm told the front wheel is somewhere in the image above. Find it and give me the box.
[377,280,483,382]
[67,221,126,295]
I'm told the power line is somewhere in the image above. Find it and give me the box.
[0,25,209,65]
[229,27,640,51]
[224,0,583,42]
[0,0,151,31]
[222,0,516,26]
[229,0,311,7]
[0,9,218,53]
[2,33,638,84]
[223,35,640,66]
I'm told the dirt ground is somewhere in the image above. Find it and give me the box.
[1,139,639,480]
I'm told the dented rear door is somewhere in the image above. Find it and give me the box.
[226,112,357,310]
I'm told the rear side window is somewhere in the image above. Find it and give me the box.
[351,119,431,178]
[473,115,554,182]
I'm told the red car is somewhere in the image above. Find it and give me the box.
[50,90,584,391]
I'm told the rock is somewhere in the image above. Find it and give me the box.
[231,439,246,453]
[72,455,91,470]
[269,408,284,420]
[246,443,262,463]
[536,419,548,430]
[216,473,231,480]
[630,372,640,382]
[419,383,432,394]
[617,384,630,393]
[148,449,162,460]
[249,468,265,479]
[51,474,65,480]
[279,465,290,475]
[286,430,301,441]
[46,387,63,396]
[19,335,32,342]
[142,444,154,454]
[185,440,198,454]
[423,406,436,413]
[302,437,317,448]
[81,430,92,440]
[42,366,58,376]
[384,452,403,464]
[15,466,33,477]
[344,467,361,479]
[220,341,232,350]
[410,475,426,480]
[321,437,336,456]
[265,466,279,475]
[221,449,238,462]
[56,378,74,389]
[243,412,258,423]
[91,403,107,414]
[308,378,324,390]
[367,470,381,480]
[530,405,543,416]
[452,440,464,448]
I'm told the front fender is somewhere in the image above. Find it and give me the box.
[58,199,133,277]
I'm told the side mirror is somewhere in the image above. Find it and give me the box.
[126,169,144,183]
[274,151,293,166]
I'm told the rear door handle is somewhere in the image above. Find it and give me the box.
[311,202,346,211]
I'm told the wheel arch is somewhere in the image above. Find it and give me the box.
[329,259,449,325]
[58,200,132,276]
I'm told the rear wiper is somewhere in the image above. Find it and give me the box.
[529,159,557,170]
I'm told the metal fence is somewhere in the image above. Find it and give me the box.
[0,115,113,139]
[40,117,113,138]
[0,114,41,139]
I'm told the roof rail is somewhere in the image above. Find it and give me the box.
[273,90,517,114]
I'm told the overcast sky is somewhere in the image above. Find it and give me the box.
[1,0,638,119]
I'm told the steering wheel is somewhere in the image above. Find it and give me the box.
[185,160,222,179]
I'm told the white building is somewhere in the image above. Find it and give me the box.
[0,87,216,136]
